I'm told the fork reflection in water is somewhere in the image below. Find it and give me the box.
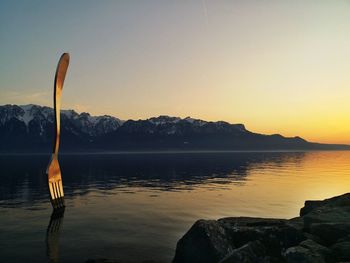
[46,207,65,263]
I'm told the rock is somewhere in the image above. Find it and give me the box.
[173,193,350,263]
[303,239,331,260]
[337,234,350,242]
[86,260,122,263]
[173,217,304,263]
[284,245,326,263]
[300,193,350,216]
[86,260,159,263]
[300,201,325,217]
[218,217,299,248]
[303,206,350,229]
[172,219,235,263]
[301,194,350,246]
[303,233,322,244]
[308,223,350,246]
[219,240,268,263]
[331,241,350,261]
[284,239,332,263]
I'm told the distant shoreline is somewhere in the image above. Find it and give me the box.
[1,149,350,156]
[2,104,350,153]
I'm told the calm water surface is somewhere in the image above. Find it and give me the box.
[0,151,350,262]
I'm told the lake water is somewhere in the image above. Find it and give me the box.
[1,151,350,263]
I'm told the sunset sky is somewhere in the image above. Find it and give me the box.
[1,1,350,144]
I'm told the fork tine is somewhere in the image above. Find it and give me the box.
[54,181,65,209]
[56,181,62,198]
[57,180,65,208]
[50,182,60,209]
[53,182,58,199]
[51,183,55,200]
[57,183,61,198]
[49,182,55,200]
[54,182,60,198]
[54,183,63,209]
[54,182,59,198]
[58,180,64,197]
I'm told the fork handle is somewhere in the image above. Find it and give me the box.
[53,53,70,154]
[53,86,61,155]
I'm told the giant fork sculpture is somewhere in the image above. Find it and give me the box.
[46,53,70,210]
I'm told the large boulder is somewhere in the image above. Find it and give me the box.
[300,194,350,246]
[331,241,350,261]
[284,239,332,263]
[172,219,235,263]
[300,193,350,216]
[308,222,350,246]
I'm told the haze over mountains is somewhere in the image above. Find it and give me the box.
[0,104,349,152]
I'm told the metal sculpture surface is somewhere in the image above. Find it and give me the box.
[46,53,70,209]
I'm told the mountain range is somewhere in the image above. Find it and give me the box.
[0,104,349,152]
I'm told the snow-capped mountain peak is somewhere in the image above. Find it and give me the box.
[184,116,207,126]
[148,115,181,125]
[0,104,123,137]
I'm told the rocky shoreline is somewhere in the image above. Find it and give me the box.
[172,193,350,263]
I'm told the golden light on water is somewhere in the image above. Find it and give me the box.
[75,151,350,220]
